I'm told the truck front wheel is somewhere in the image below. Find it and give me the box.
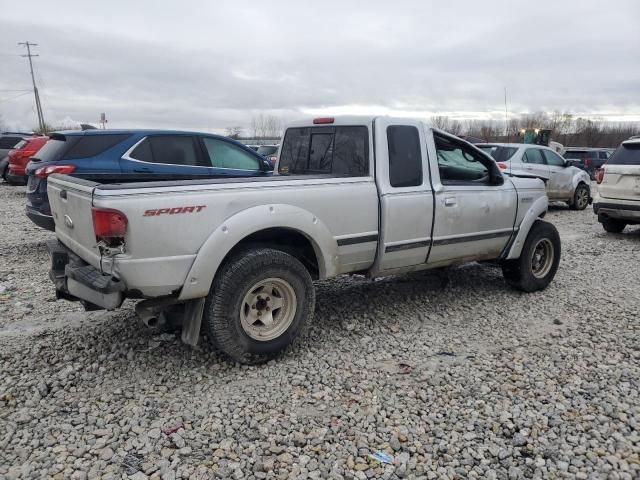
[502,220,561,292]
[204,248,315,364]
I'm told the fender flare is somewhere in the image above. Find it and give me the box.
[569,169,591,196]
[178,203,337,300]
[505,195,549,260]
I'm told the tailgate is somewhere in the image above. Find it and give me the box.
[599,165,640,201]
[47,175,101,265]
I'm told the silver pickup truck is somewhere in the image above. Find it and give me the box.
[46,116,560,364]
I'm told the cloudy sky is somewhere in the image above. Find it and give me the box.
[1,0,639,133]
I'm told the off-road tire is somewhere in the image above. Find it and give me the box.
[569,183,590,210]
[601,217,626,233]
[502,220,561,292]
[204,248,314,364]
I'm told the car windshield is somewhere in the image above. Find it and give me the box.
[477,145,518,162]
[564,151,595,159]
[30,139,68,162]
[257,146,278,156]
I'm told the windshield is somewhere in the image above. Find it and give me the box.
[563,151,593,159]
[257,146,278,156]
[30,139,68,162]
[477,145,518,162]
[607,143,640,165]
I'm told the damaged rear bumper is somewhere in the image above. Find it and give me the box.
[46,240,125,310]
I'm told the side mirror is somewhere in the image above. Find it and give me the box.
[490,162,505,185]
[261,159,274,171]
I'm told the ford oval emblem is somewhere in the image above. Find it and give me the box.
[64,214,74,229]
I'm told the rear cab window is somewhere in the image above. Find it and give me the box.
[279,126,369,176]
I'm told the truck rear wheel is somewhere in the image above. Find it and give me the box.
[204,248,315,364]
[502,220,561,292]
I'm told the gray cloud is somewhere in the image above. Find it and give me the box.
[1,0,639,132]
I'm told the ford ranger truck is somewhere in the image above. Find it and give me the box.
[45,116,560,364]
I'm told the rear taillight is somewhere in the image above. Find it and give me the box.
[92,208,128,242]
[10,150,36,165]
[35,165,77,178]
[496,162,508,170]
[583,157,591,167]
[595,168,605,184]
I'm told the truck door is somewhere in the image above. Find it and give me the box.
[426,131,518,265]
[371,119,434,273]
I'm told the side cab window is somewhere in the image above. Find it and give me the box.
[387,125,422,187]
[434,133,490,184]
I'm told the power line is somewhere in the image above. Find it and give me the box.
[18,41,46,132]
[0,92,32,103]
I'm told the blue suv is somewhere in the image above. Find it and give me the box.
[25,129,272,230]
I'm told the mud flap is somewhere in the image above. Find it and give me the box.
[181,298,206,346]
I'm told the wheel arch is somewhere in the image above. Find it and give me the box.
[178,204,337,300]
[505,195,549,260]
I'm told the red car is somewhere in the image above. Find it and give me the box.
[6,136,48,184]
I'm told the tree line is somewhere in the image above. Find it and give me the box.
[226,114,282,140]
[431,111,639,148]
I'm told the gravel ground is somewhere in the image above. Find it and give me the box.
[1,183,639,480]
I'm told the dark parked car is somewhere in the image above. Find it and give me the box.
[256,144,279,166]
[25,129,273,231]
[0,132,34,181]
[563,148,613,179]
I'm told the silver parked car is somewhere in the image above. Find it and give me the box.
[593,137,640,233]
[478,143,592,210]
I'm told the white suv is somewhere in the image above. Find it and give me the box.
[593,137,640,233]
[478,143,592,210]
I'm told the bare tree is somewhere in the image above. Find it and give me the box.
[264,115,282,138]
[250,114,282,139]
[225,126,243,139]
[431,116,463,136]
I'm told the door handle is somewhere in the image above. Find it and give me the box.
[444,197,456,206]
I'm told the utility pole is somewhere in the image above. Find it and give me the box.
[504,86,509,143]
[18,41,46,133]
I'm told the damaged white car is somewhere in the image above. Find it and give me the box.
[478,143,592,210]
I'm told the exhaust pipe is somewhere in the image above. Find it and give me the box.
[135,297,182,330]
[135,296,205,346]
